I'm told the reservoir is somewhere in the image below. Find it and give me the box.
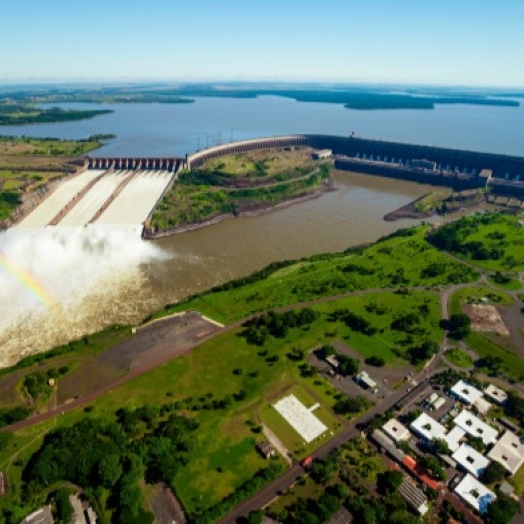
[0,95,522,365]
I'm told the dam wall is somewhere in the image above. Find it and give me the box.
[87,157,183,172]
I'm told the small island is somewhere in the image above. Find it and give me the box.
[0,103,113,126]
[146,147,332,236]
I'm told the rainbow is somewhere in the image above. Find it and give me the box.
[0,254,53,308]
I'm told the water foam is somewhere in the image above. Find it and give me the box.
[0,225,167,367]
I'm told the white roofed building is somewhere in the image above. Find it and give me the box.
[452,443,491,478]
[450,380,483,405]
[442,426,466,453]
[488,430,524,475]
[484,384,508,405]
[474,396,492,415]
[383,418,411,443]
[410,413,446,443]
[453,410,498,446]
[454,474,496,514]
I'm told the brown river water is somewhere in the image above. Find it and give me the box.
[0,171,438,367]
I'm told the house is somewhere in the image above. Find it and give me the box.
[454,473,496,514]
[453,410,498,446]
[450,380,483,406]
[409,412,446,443]
[371,429,406,463]
[441,426,467,453]
[355,371,376,389]
[382,418,411,443]
[452,443,491,478]
[257,441,276,459]
[487,430,524,476]
[484,384,508,405]
[398,478,429,516]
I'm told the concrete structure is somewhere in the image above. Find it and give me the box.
[87,157,181,172]
[432,396,446,411]
[474,397,492,415]
[452,443,491,478]
[484,384,508,405]
[382,418,411,443]
[442,426,467,453]
[355,371,376,389]
[273,394,327,443]
[311,149,332,160]
[257,441,276,459]
[17,170,106,228]
[410,413,446,443]
[450,380,483,406]
[325,355,340,369]
[398,478,429,516]
[453,411,498,446]
[371,429,406,463]
[488,430,524,475]
[21,506,54,524]
[454,473,496,514]
[500,481,515,496]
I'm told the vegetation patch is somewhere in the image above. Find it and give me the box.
[443,348,473,368]
[428,212,524,271]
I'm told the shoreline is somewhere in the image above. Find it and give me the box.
[143,185,334,239]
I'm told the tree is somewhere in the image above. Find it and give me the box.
[337,355,359,376]
[97,453,123,488]
[486,493,519,524]
[480,461,506,484]
[448,313,471,339]
[365,356,385,367]
[432,437,450,455]
[377,470,403,495]
[246,510,264,524]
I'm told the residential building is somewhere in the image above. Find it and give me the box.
[484,385,508,405]
[487,430,524,476]
[452,443,491,478]
[382,418,411,443]
[410,412,446,443]
[453,410,498,446]
[450,380,483,405]
[454,473,496,514]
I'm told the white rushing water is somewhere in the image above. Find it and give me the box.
[0,226,167,367]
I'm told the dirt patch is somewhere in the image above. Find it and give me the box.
[464,304,510,336]
[97,311,222,371]
[147,482,187,524]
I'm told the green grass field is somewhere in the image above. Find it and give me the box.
[444,348,473,368]
[153,227,477,325]
[429,212,524,271]
[0,288,442,518]
[449,286,514,317]
[487,274,523,291]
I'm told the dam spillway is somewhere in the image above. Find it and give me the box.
[16,166,177,231]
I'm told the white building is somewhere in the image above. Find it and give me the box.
[453,410,498,446]
[474,396,492,415]
[452,443,491,478]
[442,426,466,453]
[450,380,483,405]
[410,413,446,443]
[484,384,508,405]
[488,430,524,476]
[355,371,376,389]
[383,418,411,443]
[454,474,496,514]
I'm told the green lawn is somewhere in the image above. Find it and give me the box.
[429,212,524,271]
[449,286,514,317]
[444,348,473,368]
[153,226,477,325]
[487,274,523,291]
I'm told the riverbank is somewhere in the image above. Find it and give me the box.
[144,185,333,238]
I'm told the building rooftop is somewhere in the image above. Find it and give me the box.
[383,418,411,443]
[410,412,446,442]
[499,481,515,496]
[452,443,491,478]
[453,410,498,446]
[355,371,376,389]
[473,397,492,415]
[454,473,496,514]
[398,478,429,516]
[371,429,406,463]
[442,426,467,453]
[450,380,483,405]
[484,384,508,405]
[487,430,524,475]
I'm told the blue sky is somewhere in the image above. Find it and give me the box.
[1,0,523,87]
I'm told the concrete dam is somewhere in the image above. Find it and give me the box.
[14,135,524,233]
[17,158,182,230]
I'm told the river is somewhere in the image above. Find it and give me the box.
[0,96,522,365]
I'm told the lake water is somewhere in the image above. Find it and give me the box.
[0,96,522,365]
[2,95,523,157]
